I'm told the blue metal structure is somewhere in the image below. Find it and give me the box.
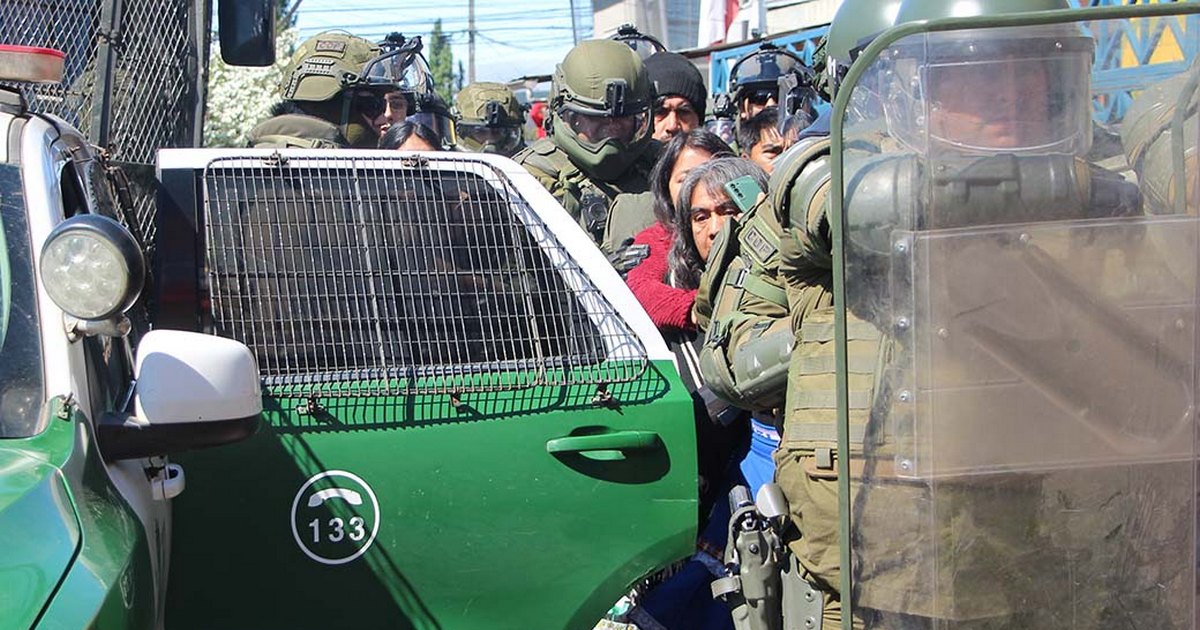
[706,0,1200,125]
[1084,5,1200,122]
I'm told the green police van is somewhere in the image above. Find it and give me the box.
[1,42,700,630]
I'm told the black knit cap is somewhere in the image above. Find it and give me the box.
[644,52,707,119]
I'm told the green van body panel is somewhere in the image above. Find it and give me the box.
[37,411,155,630]
[0,409,78,630]
[1,403,151,630]
[166,359,698,630]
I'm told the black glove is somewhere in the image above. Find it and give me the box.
[605,238,650,279]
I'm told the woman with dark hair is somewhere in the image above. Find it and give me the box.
[378,121,442,151]
[669,157,767,287]
[624,129,732,330]
[625,156,769,630]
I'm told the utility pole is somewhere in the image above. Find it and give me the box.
[568,0,578,45]
[468,0,476,83]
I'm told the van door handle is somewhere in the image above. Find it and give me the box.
[545,431,660,454]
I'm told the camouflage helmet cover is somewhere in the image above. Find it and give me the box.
[281,31,382,102]
[453,82,526,126]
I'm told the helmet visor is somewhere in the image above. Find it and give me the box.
[363,48,434,94]
[559,109,650,150]
[776,72,819,138]
[883,27,1093,155]
[351,89,387,120]
[406,112,457,149]
[457,123,523,154]
[705,118,736,147]
[924,57,1089,153]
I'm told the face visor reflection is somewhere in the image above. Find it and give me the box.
[559,109,649,147]
[459,123,522,152]
[925,58,1064,152]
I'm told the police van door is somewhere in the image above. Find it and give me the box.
[155,151,698,630]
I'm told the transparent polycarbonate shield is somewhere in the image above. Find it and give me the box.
[837,13,1199,628]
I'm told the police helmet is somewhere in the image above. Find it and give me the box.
[610,23,668,61]
[452,82,527,155]
[729,43,803,117]
[365,33,457,150]
[279,31,391,147]
[549,39,654,180]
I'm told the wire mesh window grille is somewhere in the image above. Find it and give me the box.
[202,154,648,398]
[1,0,203,253]
[0,0,100,130]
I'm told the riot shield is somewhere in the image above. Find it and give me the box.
[834,9,1200,629]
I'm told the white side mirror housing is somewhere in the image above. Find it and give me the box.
[135,330,261,423]
[100,330,261,461]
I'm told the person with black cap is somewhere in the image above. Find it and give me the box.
[645,52,708,142]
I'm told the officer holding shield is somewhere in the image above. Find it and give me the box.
[697,3,901,629]
[779,0,1195,627]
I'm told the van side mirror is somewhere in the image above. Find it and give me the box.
[99,330,262,461]
[217,0,276,67]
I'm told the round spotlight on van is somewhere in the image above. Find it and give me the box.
[40,214,145,320]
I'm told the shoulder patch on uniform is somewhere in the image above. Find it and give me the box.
[742,225,777,264]
[314,39,347,54]
[531,138,558,156]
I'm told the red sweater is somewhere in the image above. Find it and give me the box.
[626,222,697,332]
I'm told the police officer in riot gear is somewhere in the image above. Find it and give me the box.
[694,2,902,629]
[514,39,658,245]
[776,0,1190,628]
[249,31,392,148]
[452,82,527,156]
[365,33,457,149]
[728,43,805,122]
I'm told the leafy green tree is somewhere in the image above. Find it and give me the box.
[204,27,297,147]
[428,19,455,102]
[204,0,299,147]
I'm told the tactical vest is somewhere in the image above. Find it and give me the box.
[694,136,833,414]
[695,197,791,412]
[515,138,652,245]
[784,309,881,458]
[602,191,656,254]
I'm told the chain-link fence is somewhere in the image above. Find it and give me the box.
[0,0,208,249]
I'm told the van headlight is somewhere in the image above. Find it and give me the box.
[40,214,145,320]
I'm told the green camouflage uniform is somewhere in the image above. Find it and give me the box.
[514,138,657,244]
[694,134,846,626]
[514,39,657,246]
[602,190,657,254]
[247,113,349,149]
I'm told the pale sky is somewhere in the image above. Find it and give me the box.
[294,0,593,82]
